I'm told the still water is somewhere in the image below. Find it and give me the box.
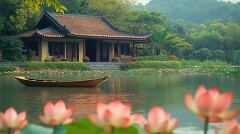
[0,71,240,134]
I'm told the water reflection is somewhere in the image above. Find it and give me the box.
[0,73,240,134]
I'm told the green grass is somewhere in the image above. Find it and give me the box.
[24,62,90,71]
[121,61,181,70]
[178,59,240,74]
[134,55,169,61]
[180,59,229,68]
[0,66,17,72]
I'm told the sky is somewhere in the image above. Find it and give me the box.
[136,0,240,5]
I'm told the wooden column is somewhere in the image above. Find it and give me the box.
[41,38,49,61]
[64,42,67,59]
[78,40,84,62]
[132,41,136,57]
[83,40,86,57]
[109,43,114,62]
[117,40,120,58]
[96,40,101,62]
[39,39,42,61]
[112,43,115,58]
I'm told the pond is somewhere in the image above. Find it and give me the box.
[0,71,240,134]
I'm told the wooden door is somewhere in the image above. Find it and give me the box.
[66,44,72,61]
[66,42,78,61]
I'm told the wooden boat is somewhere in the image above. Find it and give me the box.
[14,76,109,87]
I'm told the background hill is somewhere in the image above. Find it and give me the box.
[144,0,240,23]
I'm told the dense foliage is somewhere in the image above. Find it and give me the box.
[0,0,66,35]
[0,37,26,61]
[167,20,240,63]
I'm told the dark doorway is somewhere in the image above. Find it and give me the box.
[85,40,97,62]
[24,41,39,56]
[101,43,109,62]
[66,42,78,61]
[23,41,40,60]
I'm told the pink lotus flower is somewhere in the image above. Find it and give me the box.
[38,100,74,126]
[143,106,178,134]
[88,100,141,129]
[0,107,28,130]
[184,85,239,122]
[222,119,240,134]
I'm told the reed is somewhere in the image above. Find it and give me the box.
[121,61,181,70]
[24,62,90,71]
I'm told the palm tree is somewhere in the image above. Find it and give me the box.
[150,28,175,55]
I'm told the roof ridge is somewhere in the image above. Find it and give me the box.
[50,12,103,18]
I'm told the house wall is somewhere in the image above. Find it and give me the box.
[102,40,133,59]
[40,38,84,62]
[38,38,134,62]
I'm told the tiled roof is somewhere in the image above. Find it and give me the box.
[18,27,64,38]
[17,30,36,37]
[51,13,150,40]
[19,12,150,40]
[36,27,64,38]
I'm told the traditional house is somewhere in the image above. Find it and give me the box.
[18,12,150,62]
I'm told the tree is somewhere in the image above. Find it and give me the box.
[0,0,66,35]
[193,48,212,61]
[190,31,224,50]
[0,37,26,61]
[168,36,192,57]
[119,11,166,34]
[150,29,174,55]
[212,50,225,60]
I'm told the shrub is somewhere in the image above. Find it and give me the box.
[212,50,225,60]
[0,66,17,72]
[121,61,181,70]
[193,48,212,61]
[169,55,177,61]
[231,50,240,65]
[0,36,26,61]
[24,62,90,71]
[134,55,169,61]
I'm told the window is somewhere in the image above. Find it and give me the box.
[120,43,130,56]
[48,42,64,57]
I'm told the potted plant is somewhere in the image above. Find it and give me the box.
[83,56,90,62]
[112,57,120,62]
